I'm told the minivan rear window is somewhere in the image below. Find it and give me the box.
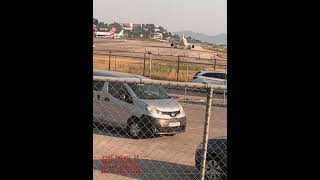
[128,84,169,100]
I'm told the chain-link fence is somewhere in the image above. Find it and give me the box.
[93,50,227,82]
[93,75,227,180]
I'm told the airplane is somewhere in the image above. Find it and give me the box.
[95,28,117,38]
[170,34,195,50]
[112,30,124,39]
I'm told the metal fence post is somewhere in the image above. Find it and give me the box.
[109,50,111,70]
[105,52,108,70]
[223,90,226,105]
[177,56,180,81]
[214,58,217,71]
[149,53,152,78]
[200,87,213,180]
[223,67,227,105]
[184,65,188,100]
[143,53,146,76]
[115,56,117,70]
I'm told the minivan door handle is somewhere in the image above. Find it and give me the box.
[104,97,110,102]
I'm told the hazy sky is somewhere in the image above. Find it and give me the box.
[93,0,227,36]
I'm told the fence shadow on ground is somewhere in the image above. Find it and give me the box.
[93,157,200,180]
[93,122,161,139]
[93,122,128,138]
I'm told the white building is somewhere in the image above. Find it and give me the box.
[120,22,133,31]
[153,32,163,39]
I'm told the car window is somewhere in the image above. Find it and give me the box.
[216,73,226,79]
[108,82,132,101]
[93,80,105,91]
[128,84,169,100]
[201,73,208,77]
[203,73,226,79]
[202,73,216,78]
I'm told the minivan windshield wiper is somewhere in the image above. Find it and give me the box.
[128,84,169,100]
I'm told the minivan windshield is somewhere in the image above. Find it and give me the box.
[128,84,169,100]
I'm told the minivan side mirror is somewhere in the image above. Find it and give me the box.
[120,94,133,104]
[119,94,127,101]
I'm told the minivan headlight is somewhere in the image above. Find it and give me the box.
[179,105,185,116]
[146,105,161,114]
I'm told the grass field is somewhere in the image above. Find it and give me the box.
[200,43,227,59]
[93,55,226,82]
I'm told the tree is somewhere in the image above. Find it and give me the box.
[93,18,98,37]
[96,22,105,30]
[109,22,123,32]
[132,26,143,38]
[157,26,165,32]
[193,39,202,43]
[162,32,169,39]
[172,34,180,39]
[145,24,156,32]
[93,18,98,25]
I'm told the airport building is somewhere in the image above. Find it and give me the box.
[133,24,142,29]
[120,23,133,31]
[153,32,163,39]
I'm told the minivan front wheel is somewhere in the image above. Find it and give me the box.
[127,121,143,139]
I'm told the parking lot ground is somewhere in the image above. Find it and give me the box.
[93,102,226,179]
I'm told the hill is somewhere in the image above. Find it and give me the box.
[173,31,227,45]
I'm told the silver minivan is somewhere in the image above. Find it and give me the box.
[93,69,187,138]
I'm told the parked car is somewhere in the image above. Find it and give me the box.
[93,69,187,138]
[192,70,227,86]
[195,137,227,180]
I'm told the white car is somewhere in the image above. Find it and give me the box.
[192,70,227,85]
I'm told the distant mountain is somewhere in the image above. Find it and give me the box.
[172,31,227,45]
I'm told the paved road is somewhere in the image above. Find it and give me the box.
[94,51,227,67]
[93,38,227,62]
[93,102,227,179]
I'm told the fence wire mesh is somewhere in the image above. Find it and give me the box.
[93,50,227,83]
[93,76,227,180]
